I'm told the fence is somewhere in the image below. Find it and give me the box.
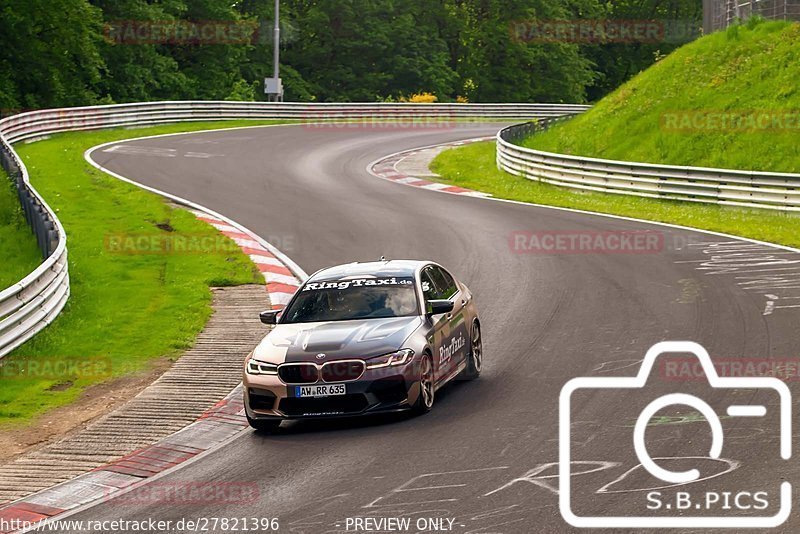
[0,101,587,358]
[497,119,800,211]
[0,102,591,144]
[704,0,800,32]
[0,133,69,359]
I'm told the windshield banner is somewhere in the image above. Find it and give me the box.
[302,277,414,291]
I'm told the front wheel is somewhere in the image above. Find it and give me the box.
[247,415,281,433]
[462,322,482,380]
[412,353,435,415]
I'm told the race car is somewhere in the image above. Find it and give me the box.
[243,259,482,432]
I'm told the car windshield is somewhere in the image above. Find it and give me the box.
[281,277,419,323]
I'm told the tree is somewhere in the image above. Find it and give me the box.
[1,0,696,107]
[450,0,598,102]
[91,0,191,102]
[0,0,104,109]
[581,0,702,100]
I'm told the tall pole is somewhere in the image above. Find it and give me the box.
[264,0,282,101]
[273,0,280,81]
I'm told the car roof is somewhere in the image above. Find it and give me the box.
[309,260,431,282]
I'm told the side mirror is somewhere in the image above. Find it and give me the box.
[259,309,281,325]
[427,299,454,316]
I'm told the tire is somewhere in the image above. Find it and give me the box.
[462,322,483,380]
[247,415,281,433]
[412,353,435,415]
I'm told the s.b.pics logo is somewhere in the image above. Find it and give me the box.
[559,342,791,529]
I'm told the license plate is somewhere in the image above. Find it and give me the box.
[294,384,346,398]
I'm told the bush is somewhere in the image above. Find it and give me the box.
[407,92,438,103]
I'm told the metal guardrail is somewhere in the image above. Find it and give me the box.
[0,101,591,144]
[0,133,69,359]
[0,101,587,358]
[497,119,800,212]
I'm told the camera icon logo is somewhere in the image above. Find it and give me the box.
[559,341,792,529]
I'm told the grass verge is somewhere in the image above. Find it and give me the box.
[431,141,800,248]
[521,21,800,173]
[0,120,289,427]
[0,170,42,289]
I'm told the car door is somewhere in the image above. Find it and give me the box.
[420,267,450,382]
[430,266,469,374]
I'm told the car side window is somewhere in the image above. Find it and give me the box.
[420,269,439,301]
[432,267,458,300]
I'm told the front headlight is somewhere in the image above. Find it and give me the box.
[366,348,415,369]
[247,359,279,375]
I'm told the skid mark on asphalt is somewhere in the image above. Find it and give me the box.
[364,467,511,508]
[281,457,748,533]
[592,359,643,373]
[102,145,224,159]
[103,145,176,157]
[483,461,618,497]
[676,278,706,304]
[463,505,526,534]
[676,241,800,316]
[616,413,734,428]
[174,136,255,145]
[764,294,800,315]
[596,457,739,494]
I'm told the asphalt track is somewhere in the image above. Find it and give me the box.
[77,123,800,533]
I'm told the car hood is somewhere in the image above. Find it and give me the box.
[252,316,423,364]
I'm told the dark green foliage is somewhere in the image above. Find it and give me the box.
[0,0,702,107]
[580,0,703,101]
[0,0,104,109]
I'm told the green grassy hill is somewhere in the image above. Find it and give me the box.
[523,20,800,173]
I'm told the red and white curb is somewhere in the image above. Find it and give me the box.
[189,211,300,308]
[0,386,250,533]
[368,137,494,197]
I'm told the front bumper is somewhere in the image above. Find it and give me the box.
[244,363,420,420]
